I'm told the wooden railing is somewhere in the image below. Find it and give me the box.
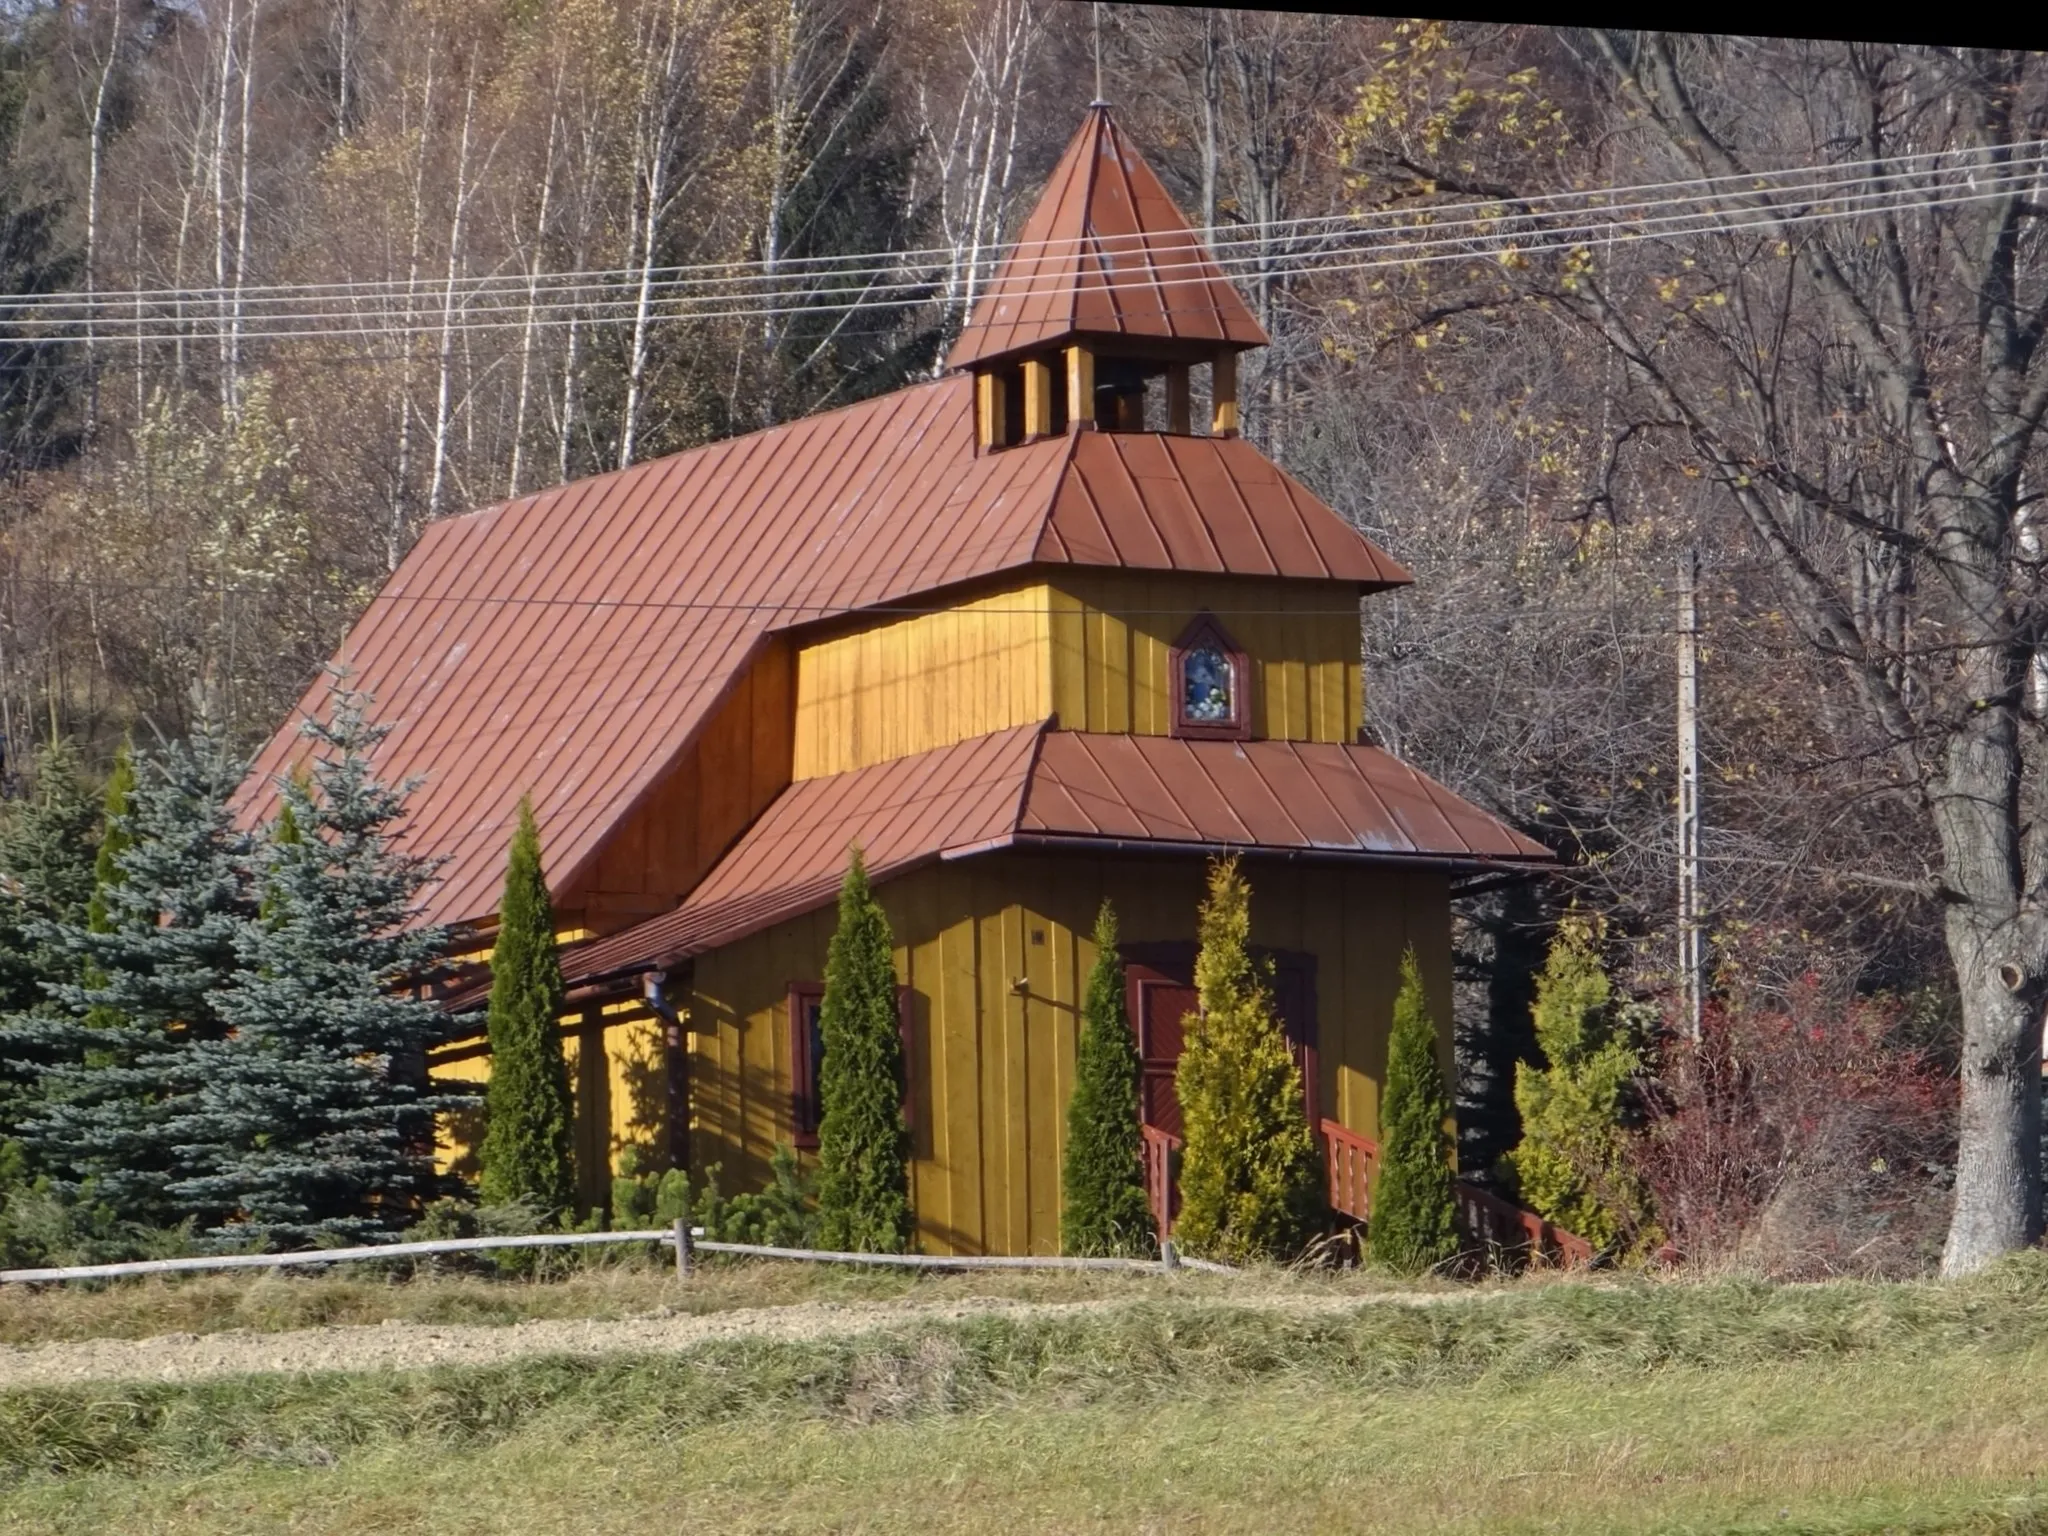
[1454,1181,1596,1269]
[1142,1116,1591,1269]
[1141,1123,1182,1243]
[1320,1119,1379,1224]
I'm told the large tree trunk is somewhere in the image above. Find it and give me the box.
[1936,697,2046,1272]
[1945,925,2043,1271]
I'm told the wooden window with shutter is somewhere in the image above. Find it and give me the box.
[787,982,915,1150]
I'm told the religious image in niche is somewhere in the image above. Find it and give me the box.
[1184,646,1233,721]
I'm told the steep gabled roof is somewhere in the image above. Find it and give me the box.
[555,724,1553,987]
[237,376,1407,928]
[946,105,1268,370]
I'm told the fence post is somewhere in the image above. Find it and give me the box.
[673,1217,693,1281]
[1159,1238,1180,1272]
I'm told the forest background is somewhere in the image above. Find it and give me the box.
[0,4,2028,1239]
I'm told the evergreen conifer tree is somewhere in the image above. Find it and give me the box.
[0,736,103,1154]
[813,847,911,1253]
[77,743,134,1036]
[0,736,100,1015]
[84,744,135,937]
[1173,858,1323,1263]
[1367,948,1459,1274]
[1508,915,1653,1253]
[1060,901,1151,1256]
[5,721,255,1228]
[478,798,576,1222]
[167,682,456,1246]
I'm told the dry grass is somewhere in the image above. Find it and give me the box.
[9,1258,2048,1531]
[0,1252,1440,1345]
[5,1337,2048,1532]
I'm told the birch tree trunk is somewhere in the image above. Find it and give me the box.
[618,0,686,472]
[427,67,480,519]
[76,0,126,446]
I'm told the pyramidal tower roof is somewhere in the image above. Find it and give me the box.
[946,104,1269,370]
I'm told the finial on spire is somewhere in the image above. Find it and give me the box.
[1093,1,1103,104]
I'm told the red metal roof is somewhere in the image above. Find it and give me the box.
[238,372,1406,928]
[1019,733,1555,862]
[561,724,1044,981]
[558,726,1551,986]
[947,105,1268,370]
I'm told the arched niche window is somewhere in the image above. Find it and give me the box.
[1170,613,1250,740]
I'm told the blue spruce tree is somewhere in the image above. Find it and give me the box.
[0,736,100,1017]
[5,720,256,1229]
[168,681,457,1246]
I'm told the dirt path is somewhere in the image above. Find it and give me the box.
[0,1292,1384,1389]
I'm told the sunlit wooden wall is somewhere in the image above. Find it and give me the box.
[685,852,1451,1256]
[790,574,1364,778]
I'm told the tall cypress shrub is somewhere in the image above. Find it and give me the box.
[83,743,134,938]
[1367,947,1459,1274]
[1509,915,1652,1253]
[478,798,576,1222]
[814,847,911,1253]
[1173,858,1322,1263]
[1061,901,1150,1257]
[168,683,455,1246]
[76,743,135,1040]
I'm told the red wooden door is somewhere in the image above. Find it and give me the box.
[1125,948,1318,1133]
[1130,968,1198,1136]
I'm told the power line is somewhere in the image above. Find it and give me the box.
[5,133,2038,314]
[9,165,2041,348]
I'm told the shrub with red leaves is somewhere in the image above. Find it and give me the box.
[1635,973,1955,1279]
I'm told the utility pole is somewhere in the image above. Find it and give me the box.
[1677,548,1703,1042]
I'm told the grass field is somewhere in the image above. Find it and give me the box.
[7,1258,2048,1532]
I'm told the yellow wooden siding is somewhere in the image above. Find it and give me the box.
[685,853,1450,1256]
[791,586,1052,778]
[790,574,1363,777]
[433,1053,489,1182]
[565,640,794,932]
[1047,572,1363,744]
[430,1003,670,1217]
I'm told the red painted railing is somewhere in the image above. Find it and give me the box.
[1454,1181,1596,1269]
[1320,1119,1379,1224]
[1141,1123,1182,1243]
[1142,1116,1592,1268]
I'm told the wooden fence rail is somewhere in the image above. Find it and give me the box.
[1320,1119,1378,1224]
[1140,1123,1182,1245]
[0,1229,1228,1285]
[1315,1119,1594,1268]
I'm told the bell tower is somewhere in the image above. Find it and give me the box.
[948,104,1268,451]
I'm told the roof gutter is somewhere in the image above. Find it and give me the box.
[1002,831,1557,881]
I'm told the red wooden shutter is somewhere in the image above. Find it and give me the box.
[787,983,825,1149]
[788,982,914,1147]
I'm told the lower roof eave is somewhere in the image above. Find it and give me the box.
[550,829,1557,997]
[999,830,1558,880]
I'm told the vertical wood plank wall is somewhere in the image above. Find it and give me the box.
[791,587,1054,779]
[563,640,794,932]
[430,1005,669,1215]
[789,575,1364,778]
[686,853,1451,1255]
[1047,572,1363,744]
